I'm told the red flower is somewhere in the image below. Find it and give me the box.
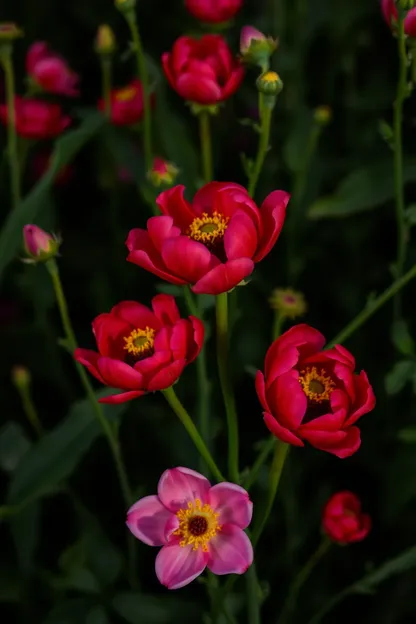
[162,35,244,105]
[126,182,290,296]
[98,79,154,126]
[74,295,204,404]
[255,324,375,458]
[381,0,416,37]
[26,41,79,97]
[185,0,242,24]
[322,491,371,544]
[0,97,70,139]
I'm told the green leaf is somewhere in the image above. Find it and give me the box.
[112,592,200,624]
[155,283,184,297]
[7,389,127,506]
[308,160,416,219]
[352,546,416,594]
[398,427,416,443]
[405,204,416,226]
[391,320,415,356]
[9,503,40,573]
[0,112,105,284]
[0,422,31,473]
[101,125,146,190]
[86,607,109,624]
[44,599,93,624]
[385,360,416,395]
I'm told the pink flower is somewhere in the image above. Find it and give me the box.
[381,0,416,37]
[322,491,371,544]
[22,224,60,262]
[127,467,253,589]
[0,97,71,140]
[26,42,79,97]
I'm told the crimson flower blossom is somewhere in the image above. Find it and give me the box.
[0,97,70,139]
[127,467,253,589]
[185,0,242,24]
[26,42,79,96]
[322,491,371,544]
[126,182,290,295]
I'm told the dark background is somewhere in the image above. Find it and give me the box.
[1,0,416,622]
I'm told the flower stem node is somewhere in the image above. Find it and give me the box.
[314,105,332,126]
[95,24,116,56]
[189,102,220,116]
[256,71,283,98]
[115,0,136,13]
[22,224,61,264]
[240,26,277,71]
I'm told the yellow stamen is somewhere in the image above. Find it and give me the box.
[123,326,155,357]
[262,71,280,82]
[173,499,221,552]
[188,211,229,246]
[115,85,137,102]
[299,366,335,403]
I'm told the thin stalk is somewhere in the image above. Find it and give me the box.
[101,57,112,119]
[0,51,21,208]
[162,386,225,483]
[183,287,211,475]
[251,440,289,547]
[279,538,331,624]
[246,563,261,624]
[248,98,273,198]
[327,262,416,348]
[215,293,239,483]
[125,12,153,171]
[393,11,409,319]
[17,384,43,439]
[199,111,213,183]
[273,311,285,341]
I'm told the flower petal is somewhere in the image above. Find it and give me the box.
[156,185,195,230]
[158,467,211,512]
[92,313,131,359]
[175,73,222,104]
[255,371,271,412]
[111,300,159,330]
[188,316,205,362]
[162,236,213,283]
[98,390,145,404]
[207,525,253,575]
[224,211,258,261]
[127,495,173,546]
[208,483,252,529]
[155,543,208,589]
[126,228,187,285]
[97,357,144,389]
[254,190,290,262]
[147,358,186,391]
[151,294,181,326]
[192,258,254,295]
[263,412,304,447]
[74,348,105,383]
[221,65,245,100]
[267,372,307,430]
[302,427,361,458]
[147,216,182,251]
[345,371,376,427]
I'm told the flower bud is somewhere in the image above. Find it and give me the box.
[23,224,60,263]
[0,23,23,42]
[240,26,277,70]
[148,157,179,187]
[95,24,116,56]
[115,0,136,13]
[269,288,307,319]
[256,71,283,96]
[314,105,332,126]
[11,365,31,390]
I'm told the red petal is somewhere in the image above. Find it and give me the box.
[263,412,304,446]
[255,371,270,412]
[134,350,172,380]
[111,300,160,330]
[301,427,361,459]
[267,372,307,430]
[99,390,146,404]
[221,65,245,100]
[175,73,222,104]
[325,344,356,369]
[74,348,105,384]
[188,316,205,362]
[254,190,290,262]
[192,258,254,295]
[147,216,181,251]
[156,185,195,230]
[151,294,181,325]
[161,53,177,90]
[265,324,326,380]
[147,358,187,391]
[192,182,248,216]
[224,212,258,261]
[97,357,144,389]
[161,236,213,283]
[171,36,194,74]
[92,313,130,359]
[345,371,376,426]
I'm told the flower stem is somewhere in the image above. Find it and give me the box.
[125,12,152,171]
[101,57,112,119]
[183,287,211,475]
[327,262,416,348]
[248,95,273,198]
[246,563,261,624]
[393,11,409,319]
[0,48,21,209]
[16,379,43,439]
[199,111,213,183]
[215,293,239,483]
[279,538,332,624]
[251,440,289,547]
[162,386,225,482]
[243,436,276,491]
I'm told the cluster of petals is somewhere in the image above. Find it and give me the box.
[0,96,70,139]
[126,182,290,295]
[26,42,79,97]
[185,0,242,24]
[256,324,375,458]
[162,35,244,105]
[74,295,203,404]
[127,467,253,589]
[381,0,416,37]
[98,79,154,126]
[322,491,371,544]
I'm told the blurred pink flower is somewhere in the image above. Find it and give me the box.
[26,42,79,97]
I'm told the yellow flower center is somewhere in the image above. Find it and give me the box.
[174,499,221,551]
[123,326,155,357]
[115,86,137,102]
[188,212,229,247]
[299,366,335,403]
[262,71,279,82]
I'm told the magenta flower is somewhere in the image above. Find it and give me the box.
[126,467,253,589]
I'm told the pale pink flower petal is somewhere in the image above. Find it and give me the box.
[158,467,211,512]
[155,543,208,589]
[207,525,253,575]
[208,483,253,529]
[126,495,172,546]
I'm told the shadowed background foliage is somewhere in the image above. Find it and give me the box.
[1,0,416,622]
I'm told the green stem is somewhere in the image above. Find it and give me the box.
[216,293,239,482]
[247,563,261,624]
[243,436,275,490]
[199,111,213,183]
[393,11,409,319]
[101,57,112,119]
[0,50,21,208]
[327,262,416,348]
[279,538,331,624]
[183,287,211,475]
[251,440,289,547]
[248,96,273,198]
[273,311,285,341]
[162,386,225,483]
[18,385,43,439]
[125,12,152,171]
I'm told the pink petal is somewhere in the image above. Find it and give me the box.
[224,212,258,261]
[97,357,144,389]
[161,236,213,283]
[156,185,195,230]
[301,427,361,458]
[345,370,376,427]
[263,412,304,447]
[98,390,145,404]
[151,294,181,325]
[207,525,253,575]
[405,7,416,37]
[74,348,105,384]
[156,543,208,589]
[192,258,254,295]
[147,216,181,252]
[147,358,186,391]
[208,483,252,529]
[111,300,159,330]
[175,73,222,104]
[126,495,173,546]
[267,372,307,429]
[254,190,290,262]
[158,467,211,513]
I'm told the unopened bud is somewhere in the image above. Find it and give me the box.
[23,224,60,263]
[0,23,23,42]
[148,157,179,188]
[11,365,31,389]
[256,71,283,96]
[240,26,277,70]
[314,105,332,126]
[95,24,116,56]
[269,288,307,319]
[115,0,137,13]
